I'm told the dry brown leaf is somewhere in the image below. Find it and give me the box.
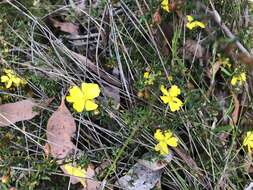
[49,17,79,34]
[0,99,40,127]
[95,160,110,174]
[46,98,76,160]
[85,165,101,190]
[230,93,240,125]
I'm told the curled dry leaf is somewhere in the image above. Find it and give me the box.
[46,99,76,160]
[0,99,41,127]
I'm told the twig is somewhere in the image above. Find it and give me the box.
[197,1,251,56]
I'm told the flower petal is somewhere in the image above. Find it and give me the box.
[160,95,170,104]
[84,100,98,111]
[154,129,165,141]
[81,83,100,99]
[161,0,170,12]
[1,75,9,83]
[160,85,169,96]
[169,97,183,112]
[13,77,21,86]
[166,137,178,147]
[73,101,85,113]
[6,80,12,88]
[155,142,169,155]
[168,85,181,97]
[187,15,194,22]
[231,76,238,86]
[66,86,84,103]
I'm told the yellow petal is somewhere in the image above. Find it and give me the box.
[84,100,98,111]
[187,15,194,22]
[81,82,100,100]
[186,21,205,30]
[166,137,178,147]
[66,86,84,103]
[160,85,169,96]
[63,164,86,187]
[168,85,181,97]
[194,21,205,28]
[12,77,21,86]
[169,97,183,112]
[143,72,149,79]
[160,95,171,104]
[3,69,13,74]
[231,76,238,86]
[240,72,246,82]
[155,142,169,155]
[161,0,170,12]
[6,80,12,88]
[154,129,165,141]
[164,131,172,139]
[186,22,195,30]
[73,101,85,113]
[1,75,9,83]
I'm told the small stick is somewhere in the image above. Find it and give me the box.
[197,1,251,56]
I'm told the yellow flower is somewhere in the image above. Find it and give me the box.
[154,129,178,155]
[243,131,253,153]
[63,163,86,187]
[161,0,170,12]
[160,85,183,112]
[66,82,100,112]
[186,15,205,30]
[144,71,155,85]
[167,75,173,81]
[1,69,27,88]
[143,71,150,79]
[231,72,246,86]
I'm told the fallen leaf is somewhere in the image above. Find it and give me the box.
[86,165,101,190]
[117,164,162,190]
[117,152,173,190]
[230,93,240,125]
[0,99,40,127]
[49,17,79,34]
[95,160,110,174]
[46,98,76,160]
